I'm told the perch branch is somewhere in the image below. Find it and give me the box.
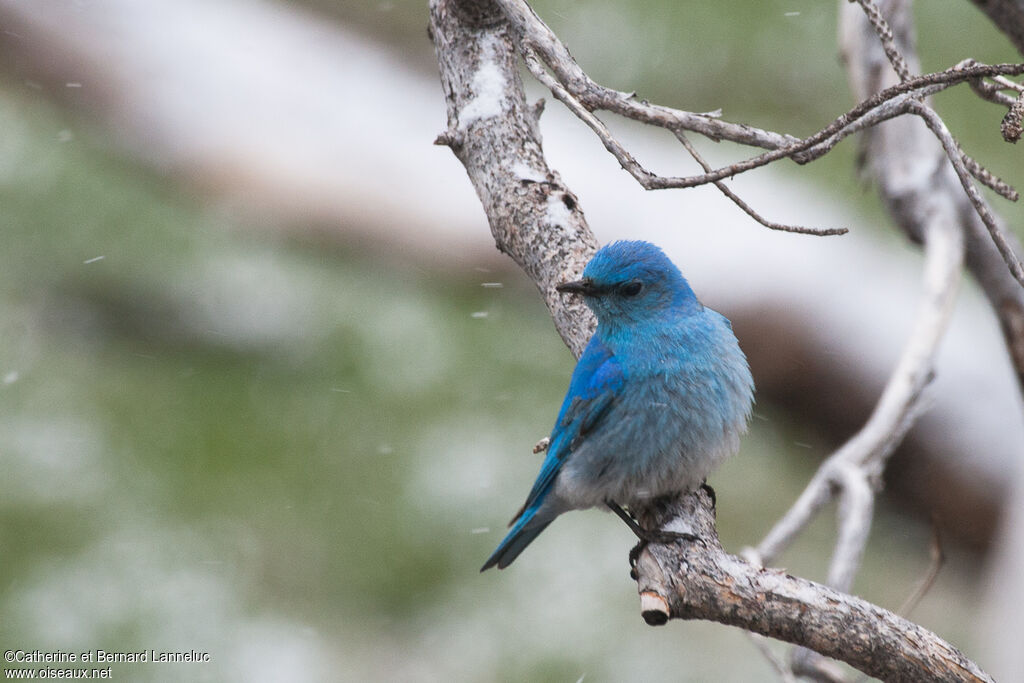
[633,491,993,682]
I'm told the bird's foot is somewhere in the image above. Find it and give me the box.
[700,481,717,508]
[628,530,705,579]
[629,539,645,579]
[609,500,705,579]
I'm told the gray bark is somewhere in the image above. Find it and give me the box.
[634,491,993,683]
[430,0,596,357]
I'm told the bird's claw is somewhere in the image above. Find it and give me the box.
[629,539,646,579]
[700,481,717,508]
[629,530,705,581]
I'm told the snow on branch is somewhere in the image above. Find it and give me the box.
[430,0,598,357]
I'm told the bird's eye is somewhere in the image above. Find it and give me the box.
[620,281,643,297]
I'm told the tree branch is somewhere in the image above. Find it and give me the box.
[430,0,597,356]
[496,0,1024,287]
[673,131,848,236]
[754,200,964,566]
[840,0,1024,395]
[493,0,797,150]
[633,491,993,683]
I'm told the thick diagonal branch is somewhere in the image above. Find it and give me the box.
[634,491,993,683]
[430,0,596,356]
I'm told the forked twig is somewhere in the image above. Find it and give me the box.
[674,131,847,236]
[497,0,1024,277]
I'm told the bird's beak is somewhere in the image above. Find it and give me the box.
[556,278,598,296]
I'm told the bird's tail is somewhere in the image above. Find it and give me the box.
[480,505,553,571]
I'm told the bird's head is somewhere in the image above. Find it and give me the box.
[556,241,700,325]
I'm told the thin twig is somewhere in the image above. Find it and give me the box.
[794,83,949,162]
[791,648,851,683]
[793,84,1018,200]
[993,74,1024,93]
[851,0,913,82]
[756,208,964,565]
[674,131,847,236]
[521,49,651,188]
[960,58,1024,106]
[961,152,1019,200]
[496,0,1024,162]
[967,77,1021,107]
[908,100,1024,286]
[828,462,876,593]
[1004,90,1024,143]
[897,520,946,618]
[522,39,1023,192]
[495,0,797,150]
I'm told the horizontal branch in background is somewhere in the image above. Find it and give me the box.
[494,0,1024,285]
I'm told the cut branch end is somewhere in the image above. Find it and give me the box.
[639,592,670,626]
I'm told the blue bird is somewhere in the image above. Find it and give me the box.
[481,240,754,571]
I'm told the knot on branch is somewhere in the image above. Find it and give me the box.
[452,0,505,28]
[434,130,464,149]
[1003,91,1024,143]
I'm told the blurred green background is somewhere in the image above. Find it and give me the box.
[0,1,1019,681]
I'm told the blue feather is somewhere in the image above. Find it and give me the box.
[480,337,624,571]
[481,240,754,571]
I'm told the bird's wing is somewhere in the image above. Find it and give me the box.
[512,335,624,522]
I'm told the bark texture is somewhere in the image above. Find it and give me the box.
[634,491,993,683]
[430,0,596,356]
